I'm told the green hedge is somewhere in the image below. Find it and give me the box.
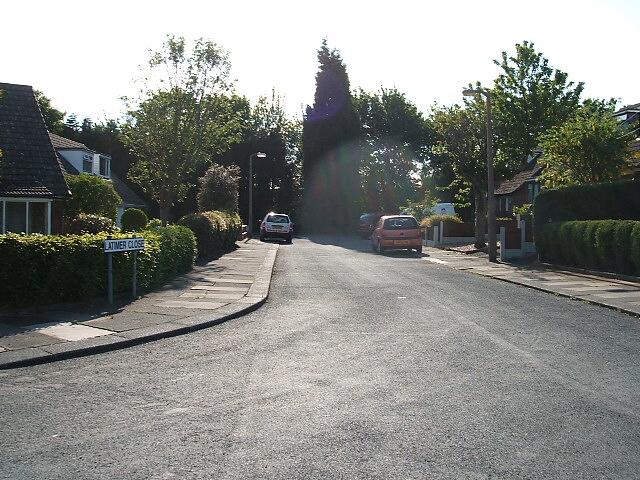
[178,210,241,260]
[121,208,148,231]
[0,226,196,307]
[534,180,640,231]
[536,220,640,275]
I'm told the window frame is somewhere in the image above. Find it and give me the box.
[0,198,52,235]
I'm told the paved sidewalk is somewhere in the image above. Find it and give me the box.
[424,247,640,317]
[0,239,278,368]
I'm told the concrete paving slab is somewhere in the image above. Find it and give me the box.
[41,334,128,355]
[155,300,226,310]
[80,313,182,332]
[201,277,253,284]
[190,285,248,292]
[34,323,114,341]
[0,331,65,350]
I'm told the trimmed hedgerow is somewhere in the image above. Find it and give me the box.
[533,179,640,231]
[536,220,640,275]
[178,210,242,260]
[121,208,148,232]
[0,226,196,307]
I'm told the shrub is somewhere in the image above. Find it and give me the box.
[197,164,241,213]
[0,226,196,307]
[178,210,242,260]
[69,213,116,234]
[66,174,122,222]
[537,220,640,275]
[146,219,163,229]
[420,215,462,229]
[533,179,640,232]
[121,208,148,231]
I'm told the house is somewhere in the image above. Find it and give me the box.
[49,133,148,227]
[494,152,543,216]
[613,102,640,178]
[0,83,70,234]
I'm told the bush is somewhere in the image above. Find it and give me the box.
[146,219,163,229]
[121,208,148,231]
[420,215,462,229]
[66,174,122,222]
[69,213,116,234]
[0,226,196,307]
[537,220,640,275]
[533,180,640,232]
[197,164,241,213]
[178,210,242,260]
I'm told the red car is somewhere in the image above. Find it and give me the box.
[371,215,422,254]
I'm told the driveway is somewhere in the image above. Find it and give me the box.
[1,237,639,479]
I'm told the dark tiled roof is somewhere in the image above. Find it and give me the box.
[49,132,89,150]
[0,83,70,198]
[111,174,147,208]
[495,163,543,195]
[614,102,640,115]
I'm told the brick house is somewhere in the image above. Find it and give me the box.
[0,83,70,234]
[494,152,543,217]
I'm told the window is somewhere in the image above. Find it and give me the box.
[5,201,27,233]
[82,154,93,173]
[1,200,51,234]
[29,202,48,234]
[266,214,290,223]
[99,156,109,177]
[383,217,418,230]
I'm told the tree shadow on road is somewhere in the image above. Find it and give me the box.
[302,234,429,258]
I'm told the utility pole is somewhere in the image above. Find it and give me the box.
[463,87,497,262]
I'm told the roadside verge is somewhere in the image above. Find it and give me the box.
[0,240,278,369]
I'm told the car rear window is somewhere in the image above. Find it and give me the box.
[266,214,290,223]
[383,217,418,230]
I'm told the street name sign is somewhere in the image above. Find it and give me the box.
[104,237,145,253]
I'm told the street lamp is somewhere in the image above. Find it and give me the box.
[248,152,267,237]
[463,87,497,262]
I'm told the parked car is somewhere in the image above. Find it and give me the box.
[371,215,422,254]
[358,212,385,238]
[260,212,293,243]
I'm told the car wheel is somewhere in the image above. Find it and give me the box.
[259,235,265,242]
[286,235,292,244]
[415,246,422,255]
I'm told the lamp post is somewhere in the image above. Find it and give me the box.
[248,152,267,236]
[462,87,497,262]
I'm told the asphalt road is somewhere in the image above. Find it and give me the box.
[1,237,640,479]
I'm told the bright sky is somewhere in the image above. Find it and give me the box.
[2,0,638,122]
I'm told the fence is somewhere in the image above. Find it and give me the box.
[499,219,536,260]
[424,221,476,247]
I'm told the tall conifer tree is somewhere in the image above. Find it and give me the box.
[302,40,361,232]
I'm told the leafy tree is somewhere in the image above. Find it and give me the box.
[197,163,241,213]
[493,41,584,168]
[65,174,122,222]
[354,88,431,212]
[539,99,629,188]
[302,40,361,232]
[34,90,65,134]
[123,36,245,224]
[429,101,489,247]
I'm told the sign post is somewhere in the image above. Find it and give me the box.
[104,237,146,304]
